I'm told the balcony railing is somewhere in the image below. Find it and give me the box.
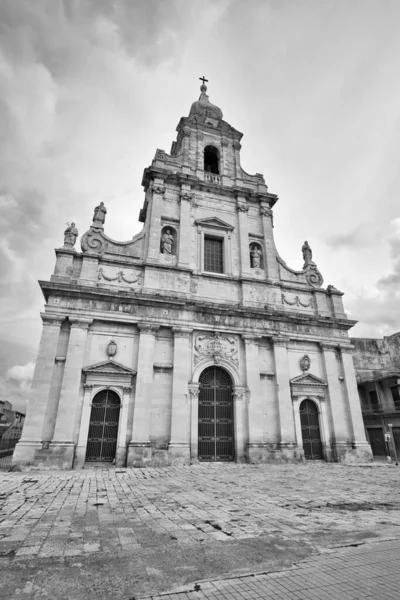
[204,173,222,184]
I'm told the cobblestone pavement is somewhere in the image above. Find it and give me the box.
[140,538,400,600]
[1,462,400,599]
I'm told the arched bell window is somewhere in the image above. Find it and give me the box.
[204,145,220,174]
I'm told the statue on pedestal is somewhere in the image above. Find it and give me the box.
[302,241,313,265]
[93,202,107,226]
[63,222,78,248]
[161,229,174,254]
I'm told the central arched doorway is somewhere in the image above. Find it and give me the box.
[85,389,121,462]
[300,399,322,460]
[198,366,234,462]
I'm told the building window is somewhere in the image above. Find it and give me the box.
[369,390,380,411]
[391,386,400,410]
[204,236,223,273]
[204,146,220,174]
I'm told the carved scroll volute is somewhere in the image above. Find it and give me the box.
[81,229,108,255]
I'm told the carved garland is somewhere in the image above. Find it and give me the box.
[282,294,314,309]
[98,268,143,285]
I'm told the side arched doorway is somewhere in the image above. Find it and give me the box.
[300,399,322,460]
[85,389,121,462]
[198,366,234,462]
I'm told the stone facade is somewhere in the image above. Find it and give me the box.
[13,84,372,469]
[352,333,400,458]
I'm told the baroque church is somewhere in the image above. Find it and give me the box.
[13,81,373,469]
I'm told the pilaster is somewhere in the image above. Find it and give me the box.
[233,385,247,463]
[13,314,64,466]
[75,383,95,468]
[273,336,298,458]
[236,195,251,277]
[340,345,373,461]
[146,180,165,262]
[188,384,200,462]
[116,386,132,467]
[50,318,92,468]
[169,328,193,464]
[260,203,279,281]
[127,323,158,466]
[243,335,264,462]
[178,189,193,269]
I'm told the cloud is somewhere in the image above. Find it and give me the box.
[7,362,35,385]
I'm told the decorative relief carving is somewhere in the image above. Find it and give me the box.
[221,138,229,147]
[233,140,241,150]
[194,332,239,366]
[259,205,272,217]
[282,294,314,308]
[304,263,324,288]
[98,267,143,285]
[188,387,200,400]
[196,132,204,140]
[152,184,166,195]
[123,386,132,394]
[155,149,166,160]
[300,354,311,372]
[81,229,108,255]
[180,191,194,202]
[236,204,249,213]
[106,340,117,358]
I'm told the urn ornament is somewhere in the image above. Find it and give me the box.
[106,340,117,358]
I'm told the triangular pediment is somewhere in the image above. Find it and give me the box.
[290,372,327,387]
[195,217,234,231]
[83,360,135,375]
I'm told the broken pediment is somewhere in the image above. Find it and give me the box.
[195,217,234,231]
[290,372,327,387]
[83,360,135,376]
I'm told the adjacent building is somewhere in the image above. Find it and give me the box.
[13,83,372,469]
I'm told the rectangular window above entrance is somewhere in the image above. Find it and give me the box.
[204,236,223,273]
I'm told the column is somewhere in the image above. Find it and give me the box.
[341,346,373,460]
[169,328,193,464]
[189,384,200,462]
[178,189,193,269]
[233,386,247,463]
[13,314,63,466]
[75,384,95,468]
[318,396,333,461]
[236,196,251,277]
[273,337,298,459]
[116,386,132,467]
[243,335,264,463]
[321,343,349,460]
[127,323,158,466]
[146,180,165,262]
[260,203,279,281]
[51,317,92,467]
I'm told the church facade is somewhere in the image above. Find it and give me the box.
[13,83,372,469]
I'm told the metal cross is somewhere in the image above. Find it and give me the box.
[199,75,208,85]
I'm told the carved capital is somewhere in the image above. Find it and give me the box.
[242,334,261,346]
[122,386,132,395]
[196,132,204,141]
[272,336,289,348]
[138,322,159,334]
[259,205,272,217]
[319,341,339,352]
[84,383,95,392]
[41,313,64,327]
[188,385,200,400]
[172,327,193,339]
[233,386,247,402]
[221,138,229,147]
[236,203,249,213]
[182,127,191,138]
[233,140,241,150]
[179,191,194,203]
[69,317,93,330]
[152,184,166,195]
[339,344,355,354]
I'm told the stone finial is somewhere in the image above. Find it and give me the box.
[63,222,78,248]
[92,202,107,226]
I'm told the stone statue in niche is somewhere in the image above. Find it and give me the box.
[302,241,313,265]
[93,202,107,225]
[161,229,174,254]
[63,222,78,248]
[250,244,262,268]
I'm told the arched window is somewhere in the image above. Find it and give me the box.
[204,145,220,174]
[249,243,263,269]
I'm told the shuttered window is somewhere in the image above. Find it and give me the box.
[204,236,223,273]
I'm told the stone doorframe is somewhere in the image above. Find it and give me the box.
[75,360,135,468]
[290,372,332,462]
[189,357,246,463]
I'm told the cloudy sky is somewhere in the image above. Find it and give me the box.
[1,0,400,409]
